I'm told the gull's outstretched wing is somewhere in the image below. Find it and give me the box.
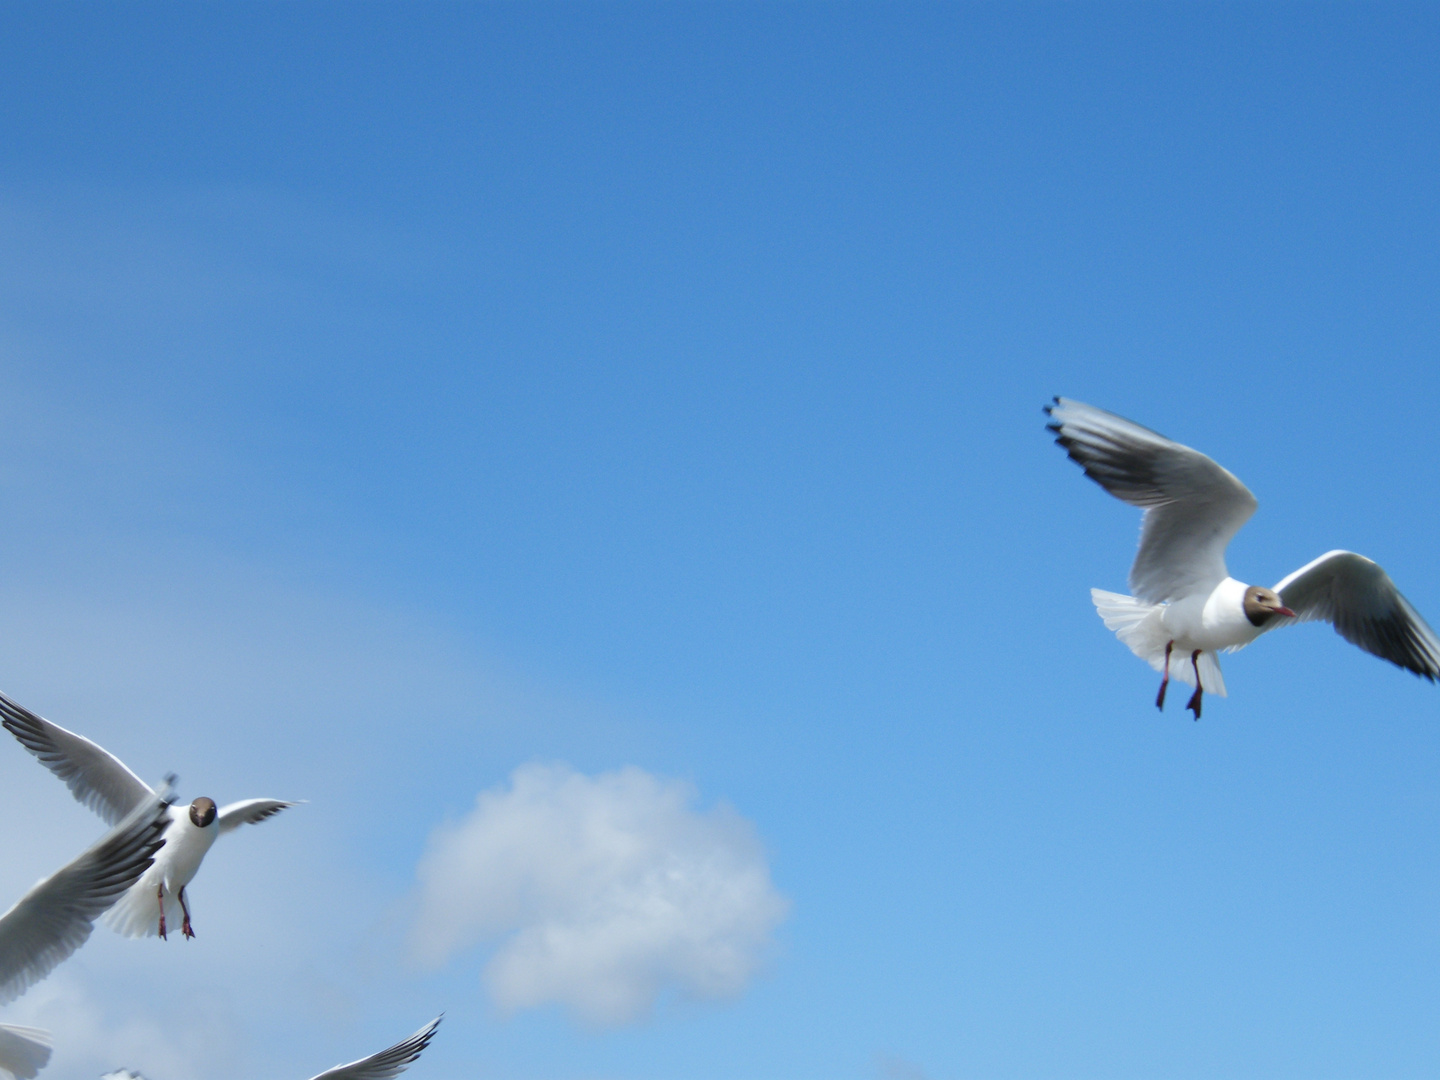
[217,799,299,836]
[1046,397,1258,603]
[0,792,169,1005]
[306,1017,441,1080]
[0,693,154,827]
[0,1023,51,1080]
[1271,550,1440,679]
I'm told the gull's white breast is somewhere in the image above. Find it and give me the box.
[155,811,219,891]
[1161,577,1264,652]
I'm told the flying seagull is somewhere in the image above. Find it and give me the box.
[1046,397,1440,717]
[103,1014,441,1080]
[0,789,170,1079]
[0,692,296,940]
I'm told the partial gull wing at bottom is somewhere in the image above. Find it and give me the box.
[307,1017,442,1080]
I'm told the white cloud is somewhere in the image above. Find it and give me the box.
[409,763,789,1027]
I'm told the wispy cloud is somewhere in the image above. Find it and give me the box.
[410,762,789,1027]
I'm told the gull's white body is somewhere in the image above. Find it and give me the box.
[104,806,219,939]
[1162,577,1259,652]
[1047,397,1440,710]
[1092,578,1266,697]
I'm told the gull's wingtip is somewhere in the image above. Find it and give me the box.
[1044,396,1067,435]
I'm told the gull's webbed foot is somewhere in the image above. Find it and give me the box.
[179,887,195,939]
[1187,649,1203,720]
[1156,641,1174,711]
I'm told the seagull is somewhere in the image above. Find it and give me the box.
[102,1014,441,1080]
[0,692,296,940]
[0,789,170,1079]
[1046,397,1440,717]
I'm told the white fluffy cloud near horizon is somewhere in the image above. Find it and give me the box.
[409,763,789,1027]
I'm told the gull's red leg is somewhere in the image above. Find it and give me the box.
[1156,641,1174,710]
[1186,649,1204,720]
[156,883,167,941]
[179,887,195,939]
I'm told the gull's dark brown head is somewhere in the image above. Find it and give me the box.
[1243,585,1297,627]
[189,796,217,828]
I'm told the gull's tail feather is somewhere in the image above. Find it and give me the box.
[102,862,182,939]
[102,880,159,938]
[0,1024,51,1080]
[1091,589,1228,697]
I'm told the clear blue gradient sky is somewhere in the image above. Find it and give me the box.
[1,3,1440,1078]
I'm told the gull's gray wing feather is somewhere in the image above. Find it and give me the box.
[306,1017,441,1080]
[0,792,168,1005]
[0,692,154,827]
[0,1024,52,1080]
[217,799,299,836]
[1046,397,1258,603]
[1271,550,1440,679]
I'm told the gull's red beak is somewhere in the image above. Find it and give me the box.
[1275,605,1297,618]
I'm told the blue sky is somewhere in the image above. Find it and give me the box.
[1,3,1440,1078]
